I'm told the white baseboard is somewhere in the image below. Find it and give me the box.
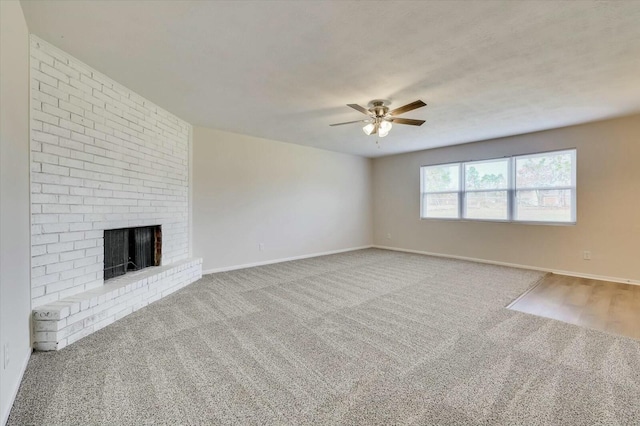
[373,245,640,286]
[202,245,374,275]
[2,348,31,426]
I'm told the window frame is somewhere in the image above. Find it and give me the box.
[419,163,461,219]
[420,148,577,225]
[462,157,511,221]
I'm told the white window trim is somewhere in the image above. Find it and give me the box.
[420,148,577,225]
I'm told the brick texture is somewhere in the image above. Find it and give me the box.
[30,36,191,308]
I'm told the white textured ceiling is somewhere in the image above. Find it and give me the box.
[20,1,640,157]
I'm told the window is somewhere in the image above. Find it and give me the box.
[420,149,576,224]
[515,150,576,223]
[420,163,460,218]
[464,159,509,220]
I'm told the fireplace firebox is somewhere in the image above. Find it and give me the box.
[104,225,161,280]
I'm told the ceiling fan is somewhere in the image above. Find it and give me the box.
[330,99,426,137]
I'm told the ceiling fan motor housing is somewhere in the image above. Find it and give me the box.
[369,100,389,118]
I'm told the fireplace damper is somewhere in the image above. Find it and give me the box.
[104,225,161,280]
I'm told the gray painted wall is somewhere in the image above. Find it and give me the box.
[193,127,372,272]
[372,115,640,282]
[1,1,32,423]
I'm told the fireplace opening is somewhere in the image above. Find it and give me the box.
[104,225,161,280]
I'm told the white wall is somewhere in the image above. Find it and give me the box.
[373,115,640,283]
[29,37,191,308]
[193,127,372,272]
[0,1,32,423]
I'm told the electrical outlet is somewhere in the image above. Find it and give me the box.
[259,243,264,251]
[583,250,591,260]
[3,343,9,369]
[386,233,392,240]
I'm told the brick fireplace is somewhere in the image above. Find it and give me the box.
[29,36,202,350]
[104,225,162,280]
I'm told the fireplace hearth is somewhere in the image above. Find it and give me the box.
[104,225,162,280]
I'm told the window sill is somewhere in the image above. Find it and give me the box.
[419,217,576,226]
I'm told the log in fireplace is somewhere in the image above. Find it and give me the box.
[103,225,161,280]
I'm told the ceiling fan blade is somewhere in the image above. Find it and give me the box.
[389,117,426,126]
[329,119,370,126]
[347,104,371,116]
[389,100,427,116]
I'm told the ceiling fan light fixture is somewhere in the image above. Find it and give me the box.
[362,122,376,135]
[379,120,392,133]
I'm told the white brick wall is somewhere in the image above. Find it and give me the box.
[30,36,191,308]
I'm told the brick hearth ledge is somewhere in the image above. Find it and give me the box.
[33,258,202,351]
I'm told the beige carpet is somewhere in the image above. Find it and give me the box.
[8,249,640,425]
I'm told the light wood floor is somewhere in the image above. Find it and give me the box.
[509,274,640,340]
